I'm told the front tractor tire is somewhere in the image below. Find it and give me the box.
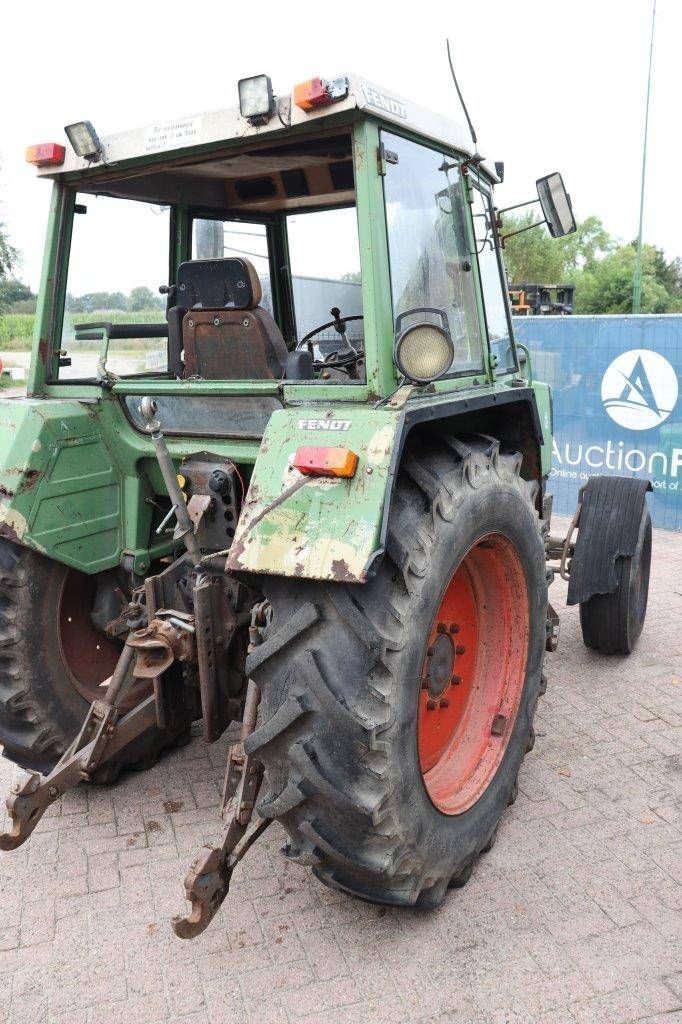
[579,506,652,655]
[245,435,547,908]
[0,540,191,780]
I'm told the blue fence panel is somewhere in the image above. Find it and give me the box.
[513,315,682,531]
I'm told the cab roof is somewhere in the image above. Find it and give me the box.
[36,73,500,184]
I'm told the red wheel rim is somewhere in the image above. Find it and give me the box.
[58,569,146,707]
[418,534,529,815]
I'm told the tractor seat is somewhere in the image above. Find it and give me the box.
[171,257,288,380]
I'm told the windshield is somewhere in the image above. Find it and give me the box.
[381,131,483,376]
[58,194,170,380]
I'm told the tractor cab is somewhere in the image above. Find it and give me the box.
[56,124,367,390]
[25,72,552,413]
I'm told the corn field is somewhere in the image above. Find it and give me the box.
[0,310,163,349]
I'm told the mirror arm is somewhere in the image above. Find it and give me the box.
[496,197,541,216]
[500,220,546,246]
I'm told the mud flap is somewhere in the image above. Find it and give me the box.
[567,476,652,606]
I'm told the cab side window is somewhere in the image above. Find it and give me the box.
[471,185,518,375]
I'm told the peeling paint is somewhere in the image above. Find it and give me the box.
[0,505,29,541]
[17,469,41,494]
[366,425,395,466]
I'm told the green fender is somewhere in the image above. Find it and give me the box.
[227,405,401,583]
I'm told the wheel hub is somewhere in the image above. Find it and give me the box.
[424,629,457,699]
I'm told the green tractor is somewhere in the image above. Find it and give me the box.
[0,73,651,936]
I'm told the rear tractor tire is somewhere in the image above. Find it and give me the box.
[245,435,547,908]
[0,539,192,781]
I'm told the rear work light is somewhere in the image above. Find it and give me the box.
[64,121,102,162]
[25,143,65,167]
[293,76,349,112]
[293,446,358,479]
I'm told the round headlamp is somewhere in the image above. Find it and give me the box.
[394,323,454,384]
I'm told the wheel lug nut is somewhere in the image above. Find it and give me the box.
[455,644,465,655]
[451,675,462,685]
[449,623,459,634]
[436,623,447,634]
[491,713,507,736]
[439,698,449,709]
[426,699,437,711]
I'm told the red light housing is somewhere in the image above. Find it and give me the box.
[293,446,358,479]
[293,76,349,112]
[25,143,66,167]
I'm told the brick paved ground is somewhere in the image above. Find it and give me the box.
[0,526,679,1024]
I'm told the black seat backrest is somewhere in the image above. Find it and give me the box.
[177,257,259,310]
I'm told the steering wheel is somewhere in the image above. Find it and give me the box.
[296,307,360,348]
[297,308,364,376]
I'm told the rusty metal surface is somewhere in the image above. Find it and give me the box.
[128,617,195,680]
[173,607,269,939]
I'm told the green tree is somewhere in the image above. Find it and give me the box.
[500,213,611,284]
[573,244,682,314]
[128,286,161,312]
[0,278,34,309]
[0,213,18,313]
[68,291,128,313]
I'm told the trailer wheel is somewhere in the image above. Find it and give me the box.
[245,435,547,907]
[579,507,652,655]
[0,539,191,780]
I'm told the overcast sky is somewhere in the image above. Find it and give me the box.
[1,0,680,292]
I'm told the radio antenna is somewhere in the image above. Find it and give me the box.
[446,38,479,150]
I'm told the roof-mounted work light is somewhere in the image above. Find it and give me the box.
[64,121,103,162]
[238,75,275,125]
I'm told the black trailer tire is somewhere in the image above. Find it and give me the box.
[579,508,652,655]
[244,435,547,908]
[0,539,191,780]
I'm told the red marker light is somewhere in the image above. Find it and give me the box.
[25,143,66,167]
[293,76,349,112]
[293,446,358,479]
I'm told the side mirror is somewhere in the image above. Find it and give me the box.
[536,172,576,238]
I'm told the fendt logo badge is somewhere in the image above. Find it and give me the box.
[601,349,678,431]
[298,418,351,431]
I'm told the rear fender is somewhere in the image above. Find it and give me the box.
[228,388,546,585]
[227,407,401,583]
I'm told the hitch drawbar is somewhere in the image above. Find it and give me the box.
[0,397,271,938]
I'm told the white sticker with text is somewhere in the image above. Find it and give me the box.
[144,116,203,153]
